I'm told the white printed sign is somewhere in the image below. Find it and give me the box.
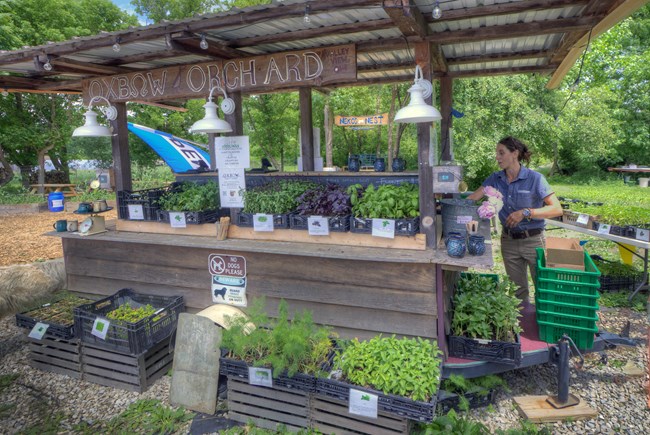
[253,214,274,232]
[28,322,49,340]
[215,136,251,169]
[576,214,590,225]
[371,218,395,239]
[91,318,110,340]
[456,215,472,224]
[208,254,248,307]
[248,367,273,387]
[597,224,611,235]
[218,168,245,208]
[169,212,187,228]
[308,216,329,236]
[636,227,649,242]
[127,204,145,220]
[349,389,378,419]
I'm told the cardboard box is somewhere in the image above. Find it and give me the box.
[545,237,585,271]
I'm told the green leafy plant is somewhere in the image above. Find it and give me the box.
[569,203,650,227]
[347,182,419,219]
[599,291,646,312]
[158,181,219,212]
[242,180,317,214]
[451,275,522,341]
[414,409,490,434]
[335,335,442,402]
[593,258,640,278]
[221,298,335,377]
[92,399,194,434]
[107,303,156,323]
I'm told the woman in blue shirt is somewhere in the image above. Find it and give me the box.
[467,137,563,311]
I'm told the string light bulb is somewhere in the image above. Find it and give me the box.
[43,57,53,71]
[303,4,311,24]
[199,34,209,50]
[112,37,121,52]
[432,1,442,20]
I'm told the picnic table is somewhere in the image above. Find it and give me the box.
[30,183,78,197]
[607,166,650,173]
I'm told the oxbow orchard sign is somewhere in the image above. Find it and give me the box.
[82,44,356,104]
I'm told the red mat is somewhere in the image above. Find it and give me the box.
[445,308,550,365]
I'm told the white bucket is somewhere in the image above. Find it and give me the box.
[640,177,649,188]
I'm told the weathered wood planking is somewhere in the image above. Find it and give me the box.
[28,337,82,379]
[63,232,437,339]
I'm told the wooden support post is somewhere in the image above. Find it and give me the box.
[110,102,131,192]
[299,88,314,172]
[439,76,453,162]
[224,91,243,136]
[415,42,436,250]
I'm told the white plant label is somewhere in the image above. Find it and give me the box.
[248,367,273,387]
[576,214,590,225]
[636,228,649,242]
[28,322,49,340]
[597,224,611,235]
[91,318,110,340]
[371,218,395,239]
[456,215,472,224]
[308,216,329,236]
[349,389,378,419]
[127,204,145,220]
[169,212,187,228]
[253,214,274,232]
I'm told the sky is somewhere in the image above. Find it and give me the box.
[110,0,146,24]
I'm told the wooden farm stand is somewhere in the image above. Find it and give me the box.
[2,0,646,427]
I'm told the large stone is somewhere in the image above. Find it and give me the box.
[170,313,222,414]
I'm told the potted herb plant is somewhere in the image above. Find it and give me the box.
[346,182,420,236]
[237,180,317,228]
[290,183,352,232]
[591,255,641,291]
[449,274,522,365]
[157,181,223,224]
[220,298,336,392]
[437,374,507,414]
[317,335,443,422]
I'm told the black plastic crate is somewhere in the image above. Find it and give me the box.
[599,274,637,292]
[349,216,420,236]
[235,211,291,229]
[289,214,350,232]
[315,378,437,422]
[437,388,498,414]
[219,357,317,392]
[117,187,168,221]
[73,288,184,356]
[16,296,93,340]
[448,334,521,366]
[157,208,226,225]
[592,222,636,238]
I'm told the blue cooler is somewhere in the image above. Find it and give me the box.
[48,191,65,212]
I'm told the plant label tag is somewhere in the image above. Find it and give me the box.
[28,322,49,340]
[576,214,590,225]
[253,214,274,232]
[349,389,378,419]
[308,216,329,236]
[597,224,611,235]
[248,367,272,387]
[371,218,395,239]
[91,318,110,340]
[169,212,187,228]
[127,204,145,220]
[456,215,472,224]
[636,228,649,242]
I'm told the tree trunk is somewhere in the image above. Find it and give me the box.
[375,91,381,157]
[549,141,561,176]
[324,100,333,167]
[36,143,55,193]
[387,84,397,170]
[0,144,14,187]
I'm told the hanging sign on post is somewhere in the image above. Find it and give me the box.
[215,136,250,170]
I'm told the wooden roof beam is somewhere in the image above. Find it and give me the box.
[383,0,429,40]
[427,0,590,23]
[229,19,395,48]
[358,60,413,73]
[49,57,134,75]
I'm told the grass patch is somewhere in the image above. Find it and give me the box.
[599,291,646,312]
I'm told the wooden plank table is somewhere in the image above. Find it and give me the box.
[30,183,78,197]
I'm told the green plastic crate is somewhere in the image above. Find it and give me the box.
[537,319,598,349]
[536,248,601,285]
[535,295,600,318]
[536,309,598,330]
[535,287,600,308]
[536,277,600,297]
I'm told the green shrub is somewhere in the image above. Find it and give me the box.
[158,182,219,212]
[242,180,317,214]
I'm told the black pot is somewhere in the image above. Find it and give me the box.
[348,156,360,172]
[374,157,386,172]
[392,157,406,172]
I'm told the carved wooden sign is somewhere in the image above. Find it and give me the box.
[335,113,389,126]
[82,44,356,103]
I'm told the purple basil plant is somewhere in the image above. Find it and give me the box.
[296,184,351,217]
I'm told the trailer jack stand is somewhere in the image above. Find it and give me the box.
[547,335,583,409]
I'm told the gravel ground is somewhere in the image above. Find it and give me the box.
[1,306,648,434]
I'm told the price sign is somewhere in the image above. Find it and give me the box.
[371,218,395,239]
[308,216,329,236]
[28,322,49,340]
[248,367,273,387]
[576,214,590,225]
[597,224,611,235]
[253,214,274,232]
[91,317,110,340]
[127,204,144,220]
[169,212,187,228]
[349,389,378,418]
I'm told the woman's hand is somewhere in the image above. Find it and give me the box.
[505,210,525,228]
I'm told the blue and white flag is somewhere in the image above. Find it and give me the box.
[127,123,211,173]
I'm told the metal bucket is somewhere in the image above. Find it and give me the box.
[440,198,490,238]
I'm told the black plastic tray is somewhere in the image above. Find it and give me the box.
[349,216,420,236]
[289,214,350,232]
[219,357,317,392]
[448,334,521,366]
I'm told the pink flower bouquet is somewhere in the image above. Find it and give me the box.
[477,186,504,220]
